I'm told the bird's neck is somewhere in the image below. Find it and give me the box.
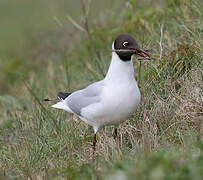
[105,52,135,83]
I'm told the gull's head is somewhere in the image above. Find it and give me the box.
[112,33,150,61]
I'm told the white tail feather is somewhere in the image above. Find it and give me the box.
[52,101,73,113]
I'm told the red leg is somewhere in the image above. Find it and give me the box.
[92,133,97,155]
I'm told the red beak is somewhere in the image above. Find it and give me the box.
[136,48,150,58]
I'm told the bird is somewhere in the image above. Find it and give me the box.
[52,33,150,154]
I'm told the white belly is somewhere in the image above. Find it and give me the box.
[81,81,141,130]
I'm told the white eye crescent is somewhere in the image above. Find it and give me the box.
[123,41,128,47]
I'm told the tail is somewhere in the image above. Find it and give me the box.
[52,92,72,113]
[52,101,73,113]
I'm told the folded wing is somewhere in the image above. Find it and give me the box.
[52,80,104,117]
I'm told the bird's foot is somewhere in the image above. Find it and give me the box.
[113,128,118,140]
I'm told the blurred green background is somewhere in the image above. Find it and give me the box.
[0,0,119,53]
[0,0,123,93]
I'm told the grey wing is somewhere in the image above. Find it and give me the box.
[64,80,104,116]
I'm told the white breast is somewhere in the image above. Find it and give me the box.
[81,80,141,129]
[80,51,141,131]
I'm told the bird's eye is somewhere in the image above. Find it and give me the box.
[123,41,129,47]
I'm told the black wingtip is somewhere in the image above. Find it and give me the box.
[43,98,57,102]
[57,92,71,100]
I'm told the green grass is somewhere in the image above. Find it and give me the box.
[0,0,203,179]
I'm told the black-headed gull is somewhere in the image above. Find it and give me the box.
[52,34,150,154]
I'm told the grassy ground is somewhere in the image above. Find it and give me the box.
[0,0,203,179]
